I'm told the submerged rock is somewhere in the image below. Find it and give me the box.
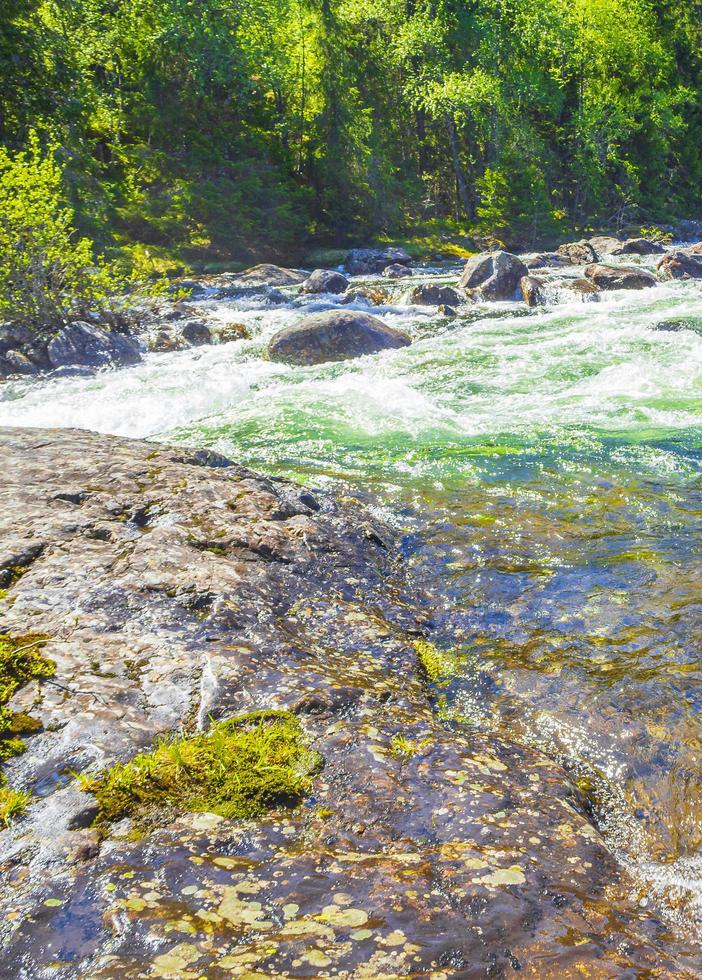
[584,263,658,290]
[47,321,142,369]
[657,250,702,280]
[300,268,350,294]
[458,250,528,300]
[0,427,689,978]
[268,309,410,365]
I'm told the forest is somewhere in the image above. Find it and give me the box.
[2,0,702,270]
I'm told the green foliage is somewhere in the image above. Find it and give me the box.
[83,710,322,825]
[1,0,701,258]
[0,135,163,330]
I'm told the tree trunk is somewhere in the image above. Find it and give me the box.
[445,115,473,219]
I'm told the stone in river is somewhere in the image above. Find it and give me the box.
[46,321,142,369]
[300,269,350,294]
[583,263,658,290]
[657,251,702,280]
[458,250,528,300]
[268,309,410,365]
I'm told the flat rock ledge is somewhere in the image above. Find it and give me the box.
[0,428,693,978]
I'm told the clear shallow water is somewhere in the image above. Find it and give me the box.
[4,263,702,942]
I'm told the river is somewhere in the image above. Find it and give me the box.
[3,254,702,950]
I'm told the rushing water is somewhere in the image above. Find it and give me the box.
[4,256,702,944]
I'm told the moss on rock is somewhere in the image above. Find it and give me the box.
[414,638,462,684]
[84,710,322,825]
[0,633,54,826]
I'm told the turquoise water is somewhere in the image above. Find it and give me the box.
[4,261,702,939]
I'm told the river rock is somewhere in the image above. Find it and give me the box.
[234,263,307,286]
[521,252,570,269]
[657,250,702,280]
[561,277,601,300]
[382,263,413,278]
[341,286,388,306]
[589,235,622,257]
[179,319,212,346]
[584,263,658,290]
[409,283,463,306]
[557,240,598,264]
[46,321,142,370]
[0,427,687,978]
[520,275,546,307]
[217,321,251,342]
[344,247,412,276]
[683,242,702,255]
[300,269,350,294]
[1,350,40,375]
[268,309,410,365]
[458,250,528,300]
[610,237,665,256]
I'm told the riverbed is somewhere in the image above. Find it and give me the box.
[4,254,702,951]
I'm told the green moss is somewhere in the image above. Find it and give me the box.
[0,785,31,827]
[389,734,416,758]
[83,710,322,825]
[414,639,462,684]
[0,590,7,601]
[0,633,53,828]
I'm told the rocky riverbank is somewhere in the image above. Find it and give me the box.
[4,236,702,381]
[0,427,698,978]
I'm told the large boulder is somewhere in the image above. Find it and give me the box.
[268,309,410,366]
[557,240,598,264]
[409,283,464,306]
[610,237,665,256]
[345,247,412,276]
[300,269,350,294]
[584,263,658,290]
[46,321,142,369]
[684,242,702,255]
[235,264,307,287]
[458,250,528,300]
[657,250,702,280]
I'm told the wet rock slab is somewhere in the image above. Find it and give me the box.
[0,428,693,978]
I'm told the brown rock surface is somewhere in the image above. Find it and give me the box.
[0,428,693,978]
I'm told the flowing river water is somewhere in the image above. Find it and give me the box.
[3,255,702,955]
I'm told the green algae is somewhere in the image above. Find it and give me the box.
[414,638,462,684]
[84,710,322,825]
[0,633,54,826]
